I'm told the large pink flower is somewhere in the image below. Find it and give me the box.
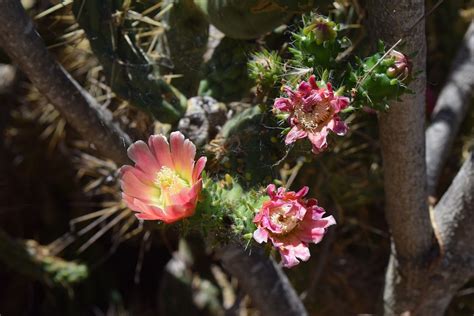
[274,75,350,154]
[119,131,206,223]
[253,184,336,268]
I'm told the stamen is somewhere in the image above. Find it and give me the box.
[155,167,188,194]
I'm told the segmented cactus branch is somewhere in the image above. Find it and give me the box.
[0,0,131,165]
[73,0,187,122]
[0,230,88,287]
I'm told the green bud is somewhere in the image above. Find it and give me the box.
[303,16,338,44]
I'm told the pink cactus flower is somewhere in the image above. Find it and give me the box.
[253,184,336,268]
[274,75,350,154]
[119,131,206,223]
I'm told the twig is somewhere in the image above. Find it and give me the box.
[0,0,131,165]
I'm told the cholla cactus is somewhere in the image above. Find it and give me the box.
[350,46,413,111]
[290,14,347,70]
[248,49,284,92]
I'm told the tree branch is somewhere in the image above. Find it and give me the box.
[0,0,131,165]
[366,1,436,314]
[216,242,308,316]
[426,21,474,198]
[433,151,474,262]
[411,152,474,315]
[367,0,433,264]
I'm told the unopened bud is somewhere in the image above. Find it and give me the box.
[386,50,412,80]
[304,16,337,44]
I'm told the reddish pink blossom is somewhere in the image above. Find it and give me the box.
[274,75,350,154]
[253,184,336,268]
[119,132,206,223]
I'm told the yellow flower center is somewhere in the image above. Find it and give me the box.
[270,204,299,234]
[294,101,333,133]
[155,167,188,196]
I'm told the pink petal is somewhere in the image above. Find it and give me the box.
[328,117,348,136]
[120,168,156,201]
[292,242,311,262]
[127,140,160,174]
[274,98,293,112]
[308,75,318,89]
[192,156,207,182]
[122,192,139,210]
[279,247,300,268]
[266,184,277,198]
[307,128,328,151]
[164,203,195,223]
[119,165,155,184]
[331,96,350,112]
[148,135,174,169]
[135,212,161,220]
[295,186,309,198]
[326,82,333,93]
[172,180,202,206]
[170,131,196,182]
[298,81,312,96]
[133,198,167,220]
[285,126,307,145]
[253,227,269,243]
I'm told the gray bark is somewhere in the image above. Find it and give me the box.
[426,21,474,198]
[0,0,131,165]
[366,1,435,314]
[216,243,308,316]
[415,152,474,315]
[433,152,474,265]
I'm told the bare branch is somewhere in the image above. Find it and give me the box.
[433,151,474,261]
[367,0,433,264]
[411,152,474,315]
[366,1,437,314]
[216,242,308,316]
[0,0,131,165]
[426,21,474,198]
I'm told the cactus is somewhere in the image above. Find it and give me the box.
[158,0,209,97]
[248,48,284,96]
[193,0,292,39]
[72,0,187,123]
[349,44,413,111]
[198,37,255,102]
[290,14,349,70]
[210,106,285,186]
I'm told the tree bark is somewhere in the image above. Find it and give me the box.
[366,1,436,314]
[426,21,474,198]
[415,152,474,315]
[216,242,308,316]
[0,0,131,166]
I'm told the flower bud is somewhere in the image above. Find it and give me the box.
[386,50,412,80]
[304,16,337,44]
